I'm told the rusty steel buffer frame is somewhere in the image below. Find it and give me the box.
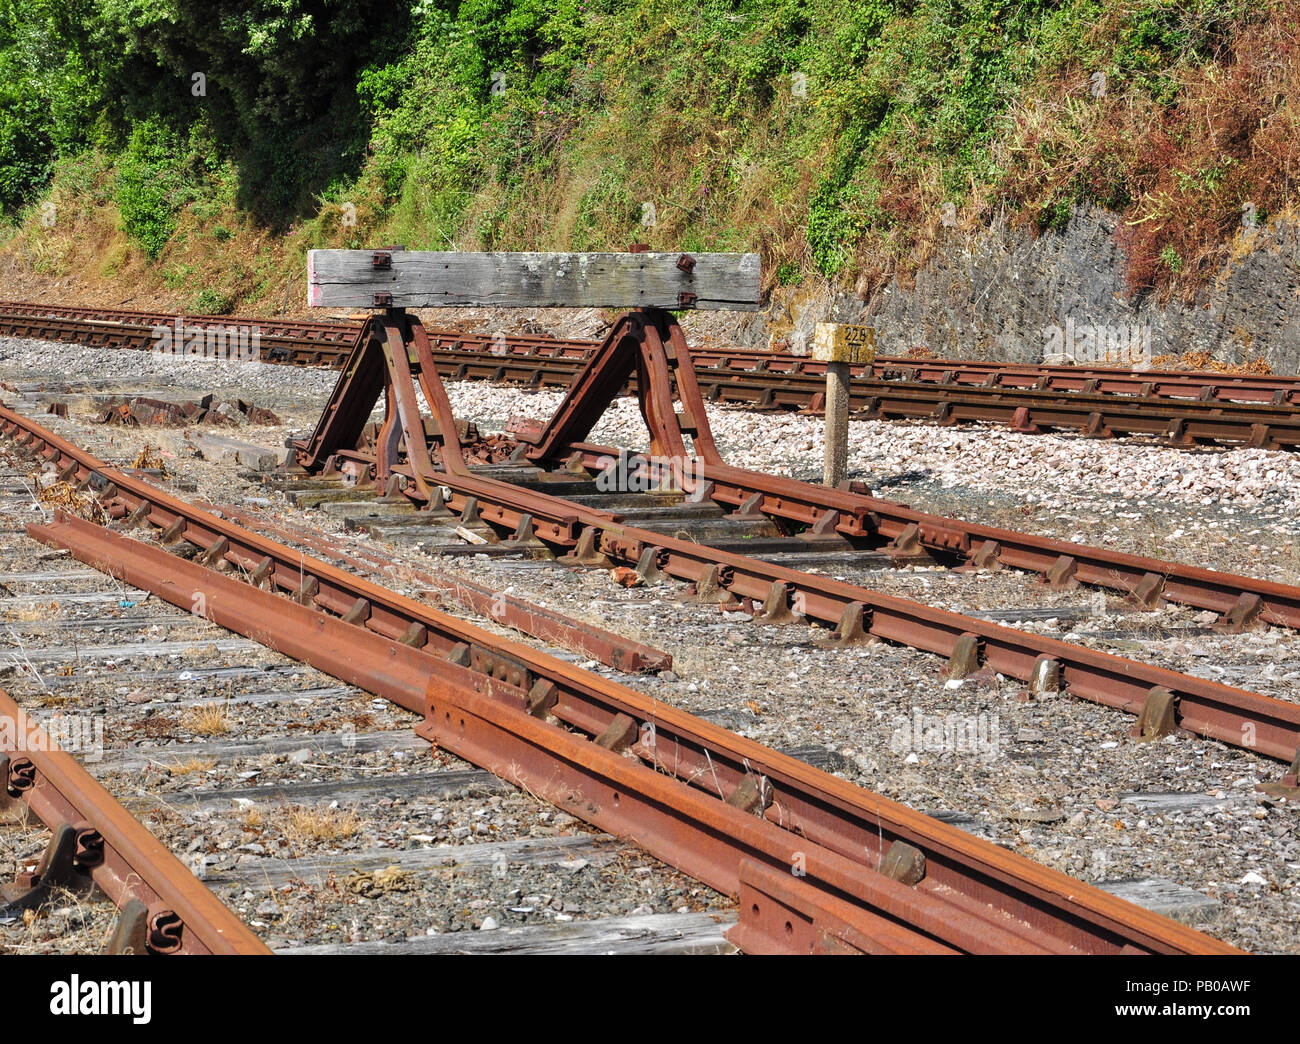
[283,307,1300,786]
[0,405,1239,954]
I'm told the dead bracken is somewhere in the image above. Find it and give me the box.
[35,480,105,524]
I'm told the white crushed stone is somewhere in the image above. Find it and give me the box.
[439,380,1300,510]
[6,333,1294,515]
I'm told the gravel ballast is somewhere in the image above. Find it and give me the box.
[2,332,1299,953]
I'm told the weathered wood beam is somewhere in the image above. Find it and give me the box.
[307,250,762,311]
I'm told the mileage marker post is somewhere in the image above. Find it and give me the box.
[812,321,875,487]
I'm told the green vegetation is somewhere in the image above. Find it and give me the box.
[1,0,1294,304]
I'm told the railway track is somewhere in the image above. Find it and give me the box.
[0,298,1295,957]
[0,685,268,954]
[274,307,1300,775]
[0,402,1244,954]
[4,301,1299,449]
[0,435,726,955]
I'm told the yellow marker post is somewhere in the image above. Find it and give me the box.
[812,323,876,487]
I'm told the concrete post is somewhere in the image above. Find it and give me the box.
[812,322,875,488]
[823,361,850,487]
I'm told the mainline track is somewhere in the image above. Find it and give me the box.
[0,688,270,954]
[3,301,1299,448]
[0,402,1239,954]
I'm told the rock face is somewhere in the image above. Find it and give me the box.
[735,205,1300,372]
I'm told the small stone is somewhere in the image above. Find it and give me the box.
[853,753,877,775]
[287,749,312,764]
[479,916,499,931]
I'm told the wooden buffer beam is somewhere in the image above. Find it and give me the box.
[293,249,760,501]
[308,249,761,311]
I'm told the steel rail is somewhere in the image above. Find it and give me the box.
[195,499,672,673]
[429,347,1300,448]
[0,688,269,954]
[351,470,1300,765]
[4,300,1297,408]
[0,313,357,369]
[5,403,1300,774]
[0,301,359,341]
[0,402,1239,952]
[692,350,1300,401]
[558,441,1300,633]
[20,509,1230,956]
[694,371,1300,449]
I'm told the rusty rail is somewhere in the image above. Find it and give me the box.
[556,441,1300,633]
[199,499,672,673]
[5,301,1300,446]
[276,310,1300,775]
[0,688,269,954]
[0,402,1238,953]
[435,347,1300,449]
[4,298,1296,402]
[31,510,1235,956]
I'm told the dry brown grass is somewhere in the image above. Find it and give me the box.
[35,481,105,524]
[163,756,215,775]
[181,703,231,737]
[2,601,61,623]
[1148,349,1274,374]
[129,444,166,472]
[280,804,364,846]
